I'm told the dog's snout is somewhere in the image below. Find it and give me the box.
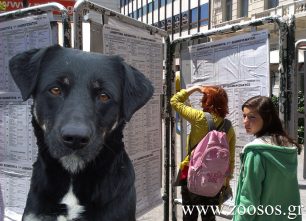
[61,125,91,150]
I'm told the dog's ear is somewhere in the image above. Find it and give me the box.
[9,46,51,101]
[122,62,154,122]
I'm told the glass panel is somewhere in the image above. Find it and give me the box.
[200,4,208,26]
[240,0,248,17]
[191,7,198,23]
[225,0,232,21]
[138,8,142,17]
[190,7,198,28]
[148,2,153,13]
[143,5,147,14]
[154,0,159,9]
[268,0,278,9]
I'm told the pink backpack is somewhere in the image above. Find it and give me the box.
[187,113,231,197]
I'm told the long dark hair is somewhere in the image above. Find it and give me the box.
[242,96,301,153]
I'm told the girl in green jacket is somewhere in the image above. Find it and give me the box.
[234,95,302,221]
[171,85,236,221]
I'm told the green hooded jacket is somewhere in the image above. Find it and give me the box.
[233,137,301,221]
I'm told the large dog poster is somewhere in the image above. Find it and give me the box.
[103,23,163,217]
[187,30,270,205]
[0,14,53,220]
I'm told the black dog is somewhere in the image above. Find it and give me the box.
[9,45,154,221]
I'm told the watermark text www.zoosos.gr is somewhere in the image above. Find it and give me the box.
[181,204,304,220]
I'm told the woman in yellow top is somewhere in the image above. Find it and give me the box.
[171,85,236,221]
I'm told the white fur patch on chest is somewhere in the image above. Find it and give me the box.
[57,184,85,221]
[23,214,41,221]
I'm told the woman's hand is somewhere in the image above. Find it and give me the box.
[186,85,204,95]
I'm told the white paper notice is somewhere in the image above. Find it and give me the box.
[189,30,270,146]
[103,24,163,217]
[0,14,53,220]
[103,25,163,94]
[0,14,53,92]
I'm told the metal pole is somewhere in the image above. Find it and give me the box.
[304,50,306,179]
[61,9,71,48]
[73,0,86,50]
[163,36,173,221]
[275,17,289,128]
[287,15,296,135]
[170,45,177,221]
[295,40,306,178]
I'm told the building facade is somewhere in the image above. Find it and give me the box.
[211,0,306,35]
[120,0,306,42]
[91,0,120,11]
[120,0,211,40]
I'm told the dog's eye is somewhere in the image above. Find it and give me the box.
[98,93,110,102]
[49,87,62,96]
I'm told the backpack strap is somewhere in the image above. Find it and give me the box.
[217,119,232,133]
[188,112,214,156]
[205,112,215,131]
[206,112,231,133]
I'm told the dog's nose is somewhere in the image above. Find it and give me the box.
[61,125,91,150]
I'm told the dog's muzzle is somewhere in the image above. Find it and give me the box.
[60,124,92,150]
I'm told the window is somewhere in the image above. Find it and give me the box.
[181,11,188,30]
[154,0,158,10]
[160,20,166,29]
[267,0,278,9]
[200,4,209,26]
[148,2,153,13]
[138,8,142,17]
[225,0,232,21]
[190,7,198,28]
[240,0,248,17]
[174,14,180,28]
[161,0,165,7]
[143,5,147,14]
[167,18,172,29]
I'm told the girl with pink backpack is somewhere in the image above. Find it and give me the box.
[171,85,236,221]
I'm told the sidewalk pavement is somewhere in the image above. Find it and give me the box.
[138,150,306,221]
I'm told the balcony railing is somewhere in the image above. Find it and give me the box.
[212,16,251,28]
[213,0,306,28]
[295,0,306,14]
[255,0,306,19]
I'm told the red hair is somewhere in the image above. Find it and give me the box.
[201,86,229,118]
